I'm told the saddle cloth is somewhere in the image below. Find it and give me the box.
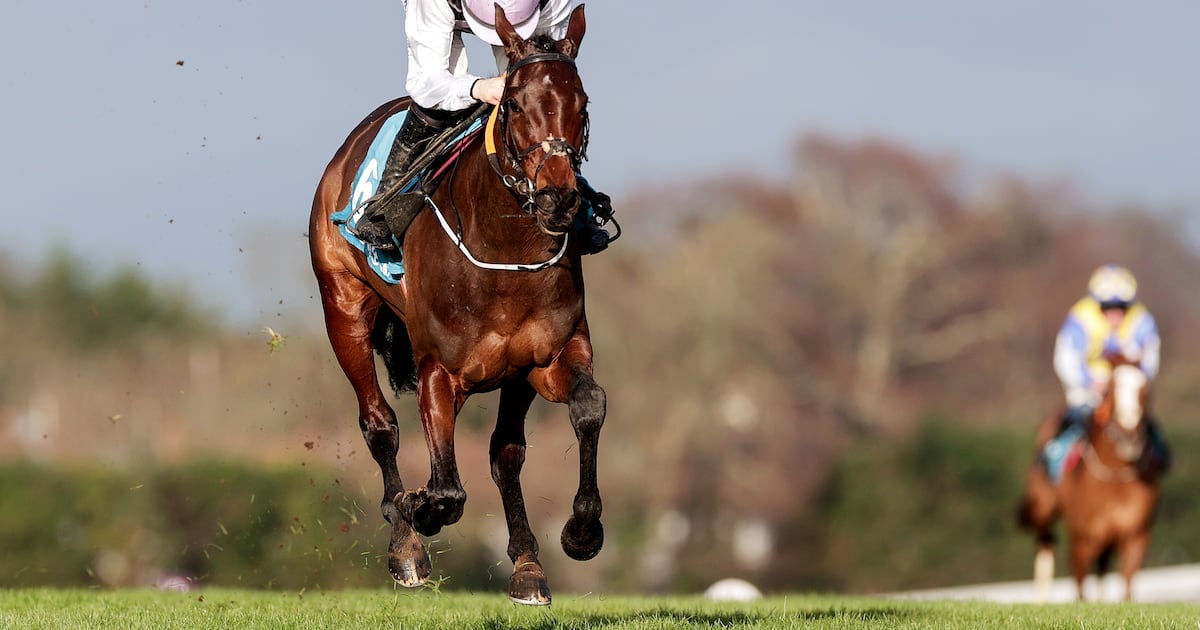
[330,109,484,283]
[1042,424,1085,484]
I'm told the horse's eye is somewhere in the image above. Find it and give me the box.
[504,98,521,114]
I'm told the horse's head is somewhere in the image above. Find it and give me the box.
[1092,360,1151,462]
[492,4,589,236]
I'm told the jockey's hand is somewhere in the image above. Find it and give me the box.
[471,77,505,105]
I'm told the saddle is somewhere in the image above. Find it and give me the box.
[331,103,490,283]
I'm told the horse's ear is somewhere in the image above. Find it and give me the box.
[495,4,524,52]
[560,4,586,58]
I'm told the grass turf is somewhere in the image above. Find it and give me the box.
[1,589,1198,629]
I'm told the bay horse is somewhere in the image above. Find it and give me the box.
[1017,357,1160,602]
[308,6,604,605]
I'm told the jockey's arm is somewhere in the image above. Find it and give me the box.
[1130,310,1161,380]
[405,0,482,110]
[1054,316,1093,406]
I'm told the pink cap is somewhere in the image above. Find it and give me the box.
[462,0,541,45]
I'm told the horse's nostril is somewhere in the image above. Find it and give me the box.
[534,190,557,212]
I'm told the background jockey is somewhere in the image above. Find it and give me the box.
[352,0,614,254]
[1045,263,1170,479]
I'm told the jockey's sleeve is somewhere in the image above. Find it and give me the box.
[1054,316,1090,390]
[406,0,577,110]
[405,0,481,111]
[1133,311,1161,380]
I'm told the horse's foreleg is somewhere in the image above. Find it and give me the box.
[491,380,551,605]
[1033,545,1054,603]
[530,336,606,561]
[1118,533,1149,602]
[1069,540,1096,601]
[401,360,466,536]
[317,277,429,586]
[562,366,606,560]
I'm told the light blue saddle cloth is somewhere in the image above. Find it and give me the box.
[330,110,483,283]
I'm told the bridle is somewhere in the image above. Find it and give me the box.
[423,50,590,273]
[486,52,591,212]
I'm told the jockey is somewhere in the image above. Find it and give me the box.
[1045,264,1170,479]
[352,0,614,254]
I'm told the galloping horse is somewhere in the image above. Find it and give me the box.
[308,6,605,605]
[1017,356,1161,601]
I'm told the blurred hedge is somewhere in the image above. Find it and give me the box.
[804,422,1200,593]
[3,427,1198,593]
[0,461,496,590]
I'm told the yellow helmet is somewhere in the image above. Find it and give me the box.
[1088,264,1138,308]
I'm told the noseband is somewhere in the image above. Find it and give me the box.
[488,52,591,211]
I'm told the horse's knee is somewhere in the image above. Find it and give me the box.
[568,372,606,434]
[359,416,399,457]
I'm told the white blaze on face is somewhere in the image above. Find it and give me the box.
[1112,365,1147,430]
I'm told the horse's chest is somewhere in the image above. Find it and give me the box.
[449,317,574,386]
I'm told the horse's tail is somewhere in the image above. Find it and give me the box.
[371,306,418,394]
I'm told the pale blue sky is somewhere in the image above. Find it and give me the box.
[1,1,1197,324]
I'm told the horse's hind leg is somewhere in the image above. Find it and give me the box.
[491,380,551,605]
[316,275,429,586]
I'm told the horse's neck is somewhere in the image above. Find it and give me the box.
[449,144,562,256]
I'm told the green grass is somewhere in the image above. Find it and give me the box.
[0,589,1197,629]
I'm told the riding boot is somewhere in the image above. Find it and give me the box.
[576,176,614,255]
[1054,404,1094,437]
[353,106,455,251]
[1043,404,1091,483]
[1138,417,1172,480]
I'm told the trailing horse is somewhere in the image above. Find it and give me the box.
[1017,357,1161,601]
[308,5,604,605]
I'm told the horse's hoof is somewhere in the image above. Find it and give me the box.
[508,562,552,606]
[389,555,431,588]
[561,516,604,561]
[388,527,431,587]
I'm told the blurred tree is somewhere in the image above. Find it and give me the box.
[10,247,215,349]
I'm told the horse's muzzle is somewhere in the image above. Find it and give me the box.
[533,187,580,236]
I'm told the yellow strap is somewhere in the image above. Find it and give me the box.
[483,73,506,159]
[484,102,500,158]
